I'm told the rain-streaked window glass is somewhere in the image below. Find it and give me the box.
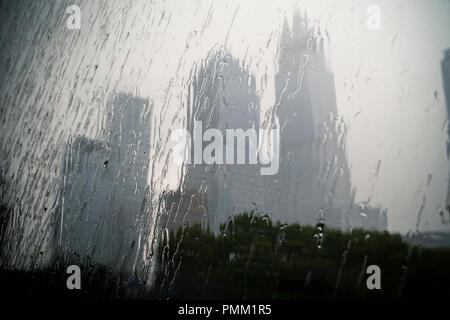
[0,0,449,302]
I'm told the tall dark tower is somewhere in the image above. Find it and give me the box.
[258,12,353,227]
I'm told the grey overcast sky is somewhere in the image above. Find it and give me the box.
[4,0,449,234]
[134,0,450,233]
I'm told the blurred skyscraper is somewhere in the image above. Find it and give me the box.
[442,48,450,212]
[163,13,387,233]
[55,93,151,270]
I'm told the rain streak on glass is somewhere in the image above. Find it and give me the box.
[0,0,450,300]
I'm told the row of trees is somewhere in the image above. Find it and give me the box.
[153,212,450,299]
[1,211,449,299]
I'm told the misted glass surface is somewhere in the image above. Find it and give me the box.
[0,0,449,300]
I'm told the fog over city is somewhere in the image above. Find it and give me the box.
[1,0,450,277]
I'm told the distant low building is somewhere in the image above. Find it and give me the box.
[405,232,450,248]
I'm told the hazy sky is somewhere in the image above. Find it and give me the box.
[306,0,450,234]
[134,0,450,233]
[314,0,450,233]
[3,0,450,234]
